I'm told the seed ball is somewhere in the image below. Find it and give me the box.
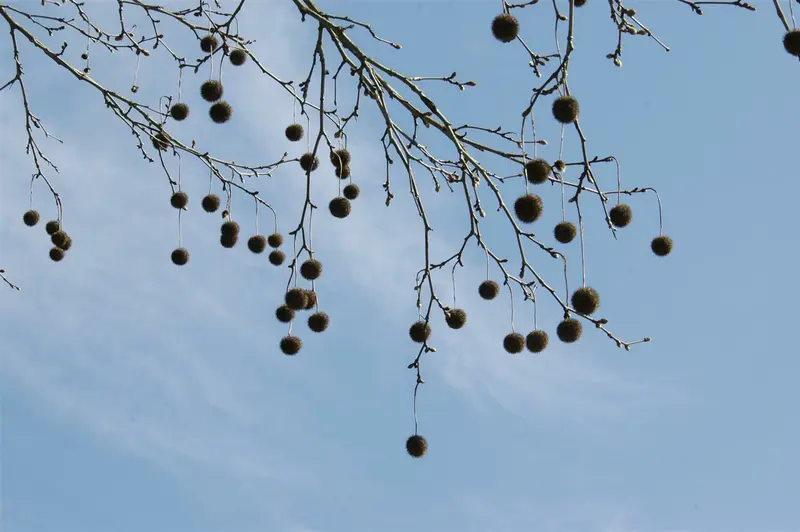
[329,197,351,219]
[406,435,428,458]
[574,0,588,6]
[170,191,188,209]
[267,233,284,248]
[335,165,351,179]
[247,235,267,254]
[478,280,500,300]
[445,308,467,329]
[514,194,543,224]
[651,235,673,257]
[330,148,351,168]
[308,312,329,333]
[170,103,189,121]
[491,13,519,43]
[45,220,60,235]
[276,305,294,323]
[200,80,223,102]
[209,101,232,123]
[23,210,40,227]
[202,194,220,213]
[280,335,302,355]
[343,184,360,200]
[285,123,304,142]
[303,290,318,310]
[609,204,632,228]
[285,288,308,310]
[524,158,551,184]
[552,95,580,124]
[221,220,240,237]
[199,34,218,53]
[300,259,322,280]
[229,48,247,65]
[557,319,582,343]
[554,221,576,244]
[171,247,189,266]
[503,332,525,354]
[571,286,600,315]
[51,230,68,249]
[526,330,549,353]
[152,132,171,151]
[554,160,566,172]
[61,235,72,251]
[220,233,238,248]
[269,250,285,266]
[299,152,319,172]
[783,29,800,56]
[409,321,431,343]
[49,247,65,262]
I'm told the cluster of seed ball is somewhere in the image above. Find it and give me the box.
[22,210,73,262]
[278,258,329,355]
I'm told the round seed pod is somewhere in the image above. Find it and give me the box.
[524,158,551,184]
[343,184,360,200]
[276,305,294,323]
[247,235,267,254]
[152,132,171,151]
[202,194,220,213]
[651,235,673,257]
[478,280,500,300]
[285,288,308,311]
[23,210,40,227]
[503,333,525,354]
[300,259,322,280]
[491,13,519,43]
[514,194,543,224]
[526,330,549,353]
[329,197,351,219]
[200,35,218,53]
[574,0,588,6]
[330,148,351,168]
[61,235,72,251]
[267,233,284,248]
[556,319,582,343]
[285,123,304,142]
[170,191,188,209]
[45,220,60,235]
[609,204,632,228]
[200,80,223,102]
[552,95,580,124]
[571,286,600,315]
[409,321,431,343]
[280,335,302,355]
[308,312,329,333]
[303,290,318,310]
[554,160,566,172]
[335,165,351,179]
[209,101,232,123]
[220,233,238,248]
[229,48,247,65]
[445,308,467,329]
[406,435,428,458]
[269,250,285,266]
[221,220,240,237]
[171,248,189,266]
[300,153,319,172]
[783,29,800,56]
[51,230,68,249]
[170,103,189,121]
[554,221,576,244]
[49,247,65,262]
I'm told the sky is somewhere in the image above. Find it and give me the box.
[0,0,799,531]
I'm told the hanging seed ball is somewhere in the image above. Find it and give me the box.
[170,191,188,209]
[220,233,238,248]
[171,248,190,266]
[23,210,40,227]
[329,197,351,219]
[45,220,60,235]
[247,235,267,254]
[330,148,351,169]
[280,335,302,355]
[409,321,431,343]
[308,312,329,333]
[557,319,582,343]
[651,235,673,257]
[299,152,320,172]
[202,194,220,213]
[285,288,308,311]
[269,250,285,266]
[478,280,500,300]
[276,305,295,323]
[552,95,580,124]
[229,48,247,65]
[524,158,551,185]
[491,13,519,43]
[61,236,72,251]
[267,233,284,248]
[514,194,543,224]
[445,308,468,330]
[335,165,351,179]
[574,0,588,6]
[609,204,632,228]
[406,435,428,458]
[300,259,322,280]
[170,103,189,121]
[51,230,68,249]
[526,330,549,353]
[304,290,318,310]
[152,132,170,151]
[343,184,360,200]
[221,220,240,237]
[554,160,566,172]
[554,221,577,244]
[199,34,218,53]
[200,80,223,102]
[49,247,65,262]
[783,30,800,56]
[285,123,304,142]
[571,286,600,315]
[209,101,232,123]
[503,333,525,354]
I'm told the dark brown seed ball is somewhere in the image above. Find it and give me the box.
[406,435,428,458]
[445,308,467,329]
[526,330,549,353]
[221,220,240,237]
[783,29,800,56]
[491,13,519,43]
[524,158,551,184]
[229,48,247,65]
[300,259,322,280]
[303,290,318,310]
[200,34,218,53]
[209,101,232,123]
[409,321,431,343]
[552,95,580,124]
[335,165,351,179]
[285,288,308,310]
[170,103,189,121]
[330,148,351,168]
[280,335,302,355]
[220,233,238,248]
[478,280,500,300]
[503,333,525,354]
[152,132,171,151]
[200,80,223,102]
[285,123,304,142]
[514,194,543,224]
[247,235,267,254]
[23,210,40,227]
[557,319,582,343]
[329,197,351,219]
[308,312,329,333]
[554,221,576,244]
[269,250,285,265]
[61,235,72,251]
[170,191,188,209]
[651,235,673,257]
[49,247,65,262]
[171,248,189,266]
[276,305,295,323]
[343,184,360,200]
[267,233,283,248]
[202,194,220,213]
[609,204,632,228]
[554,160,566,172]
[574,0,588,6]
[571,286,600,315]
[45,220,60,235]
[299,152,319,172]
[51,230,68,249]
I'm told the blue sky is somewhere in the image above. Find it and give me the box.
[0,0,798,531]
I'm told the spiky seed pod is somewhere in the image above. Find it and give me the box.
[609,204,632,228]
[170,103,189,121]
[308,312,329,333]
[247,235,267,254]
[170,191,188,209]
[330,148,351,169]
[526,330,549,353]
[571,286,600,315]
[285,288,308,311]
[478,280,500,300]
[299,153,319,172]
[491,13,519,43]
[445,308,468,329]
[300,259,322,280]
[285,123,304,142]
[200,80,223,102]
[329,197,351,219]
[554,160,566,172]
[304,290,318,310]
[229,48,247,65]
[335,165,351,179]
[514,194,543,224]
[651,235,673,257]
[199,34,218,53]
[209,101,232,123]
[49,247,65,262]
[269,250,285,266]
[783,29,800,56]
[267,233,283,248]
[503,333,525,354]
[51,230,68,249]
[574,0,588,6]
[23,210,40,227]
[280,335,302,355]
[171,248,190,266]
[557,319,582,343]
[406,435,428,458]
[45,220,60,235]
[409,321,431,343]
[202,194,220,213]
[276,305,295,323]
[524,158,551,184]
[152,132,170,151]
[61,236,72,251]
[220,233,238,248]
[221,220,240,237]
[552,95,580,124]
[343,184,360,200]
[554,221,577,244]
